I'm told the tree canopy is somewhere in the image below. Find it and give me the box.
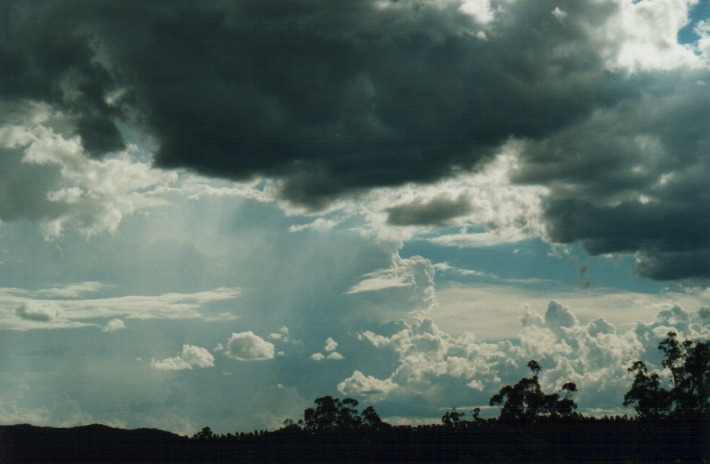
[624,331,710,420]
[296,396,387,432]
[489,360,578,421]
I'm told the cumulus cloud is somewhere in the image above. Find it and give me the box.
[224,331,276,361]
[324,337,338,352]
[311,337,344,361]
[337,370,398,395]
[102,319,126,332]
[342,300,710,416]
[151,344,215,371]
[311,351,345,361]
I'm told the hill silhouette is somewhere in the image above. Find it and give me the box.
[0,423,190,463]
[1,417,708,463]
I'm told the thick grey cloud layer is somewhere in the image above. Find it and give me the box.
[0,0,625,195]
[1,0,708,280]
[514,74,710,280]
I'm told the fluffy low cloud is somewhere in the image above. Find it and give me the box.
[324,337,338,352]
[102,319,126,332]
[151,344,215,371]
[338,371,398,395]
[224,331,276,361]
[311,337,344,361]
[341,300,710,417]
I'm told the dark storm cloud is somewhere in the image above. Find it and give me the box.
[0,0,628,203]
[0,0,124,156]
[514,74,710,280]
[386,194,471,226]
[1,0,708,281]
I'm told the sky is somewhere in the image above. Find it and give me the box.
[1,0,710,435]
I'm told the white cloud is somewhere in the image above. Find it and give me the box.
[337,370,398,395]
[432,283,710,340]
[551,7,567,22]
[102,319,126,332]
[179,344,216,368]
[16,302,59,322]
[432,262,485,277]
[324,337,338,352]
[430,230,530,248]
[544,300,579,333]
[696,19,710,58]
[39,282,103,298]
[269,326,290,341]
[0,107,179,239]
[151,357,190,371]
[345,299,710,417]
[0,286,241,330]
[311,338,344,361]
[288,218,341,233]
[224,331,276,361]
[346,255,437,312]
[457,0,495,24]
[345,151,546,247]
[151,344,215,371]
[585,0,701,72]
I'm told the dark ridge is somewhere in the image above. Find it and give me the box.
[0,423,189,463]
[0,418,708,463]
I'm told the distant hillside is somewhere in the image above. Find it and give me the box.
[1,418,708,463]
[0,424,189,463]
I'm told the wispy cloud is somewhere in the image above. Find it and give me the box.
[0,285,241,330]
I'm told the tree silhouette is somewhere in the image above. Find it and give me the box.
[298,396,386,431]
[361,405,386,429]
[489,360,578,421]
[441,407,466,428]
[193,426,214,440]
[624,332,710,419]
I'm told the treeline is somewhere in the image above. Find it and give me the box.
[181,331,710,462]
[1,332,708,462]
[3,415,707,463]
